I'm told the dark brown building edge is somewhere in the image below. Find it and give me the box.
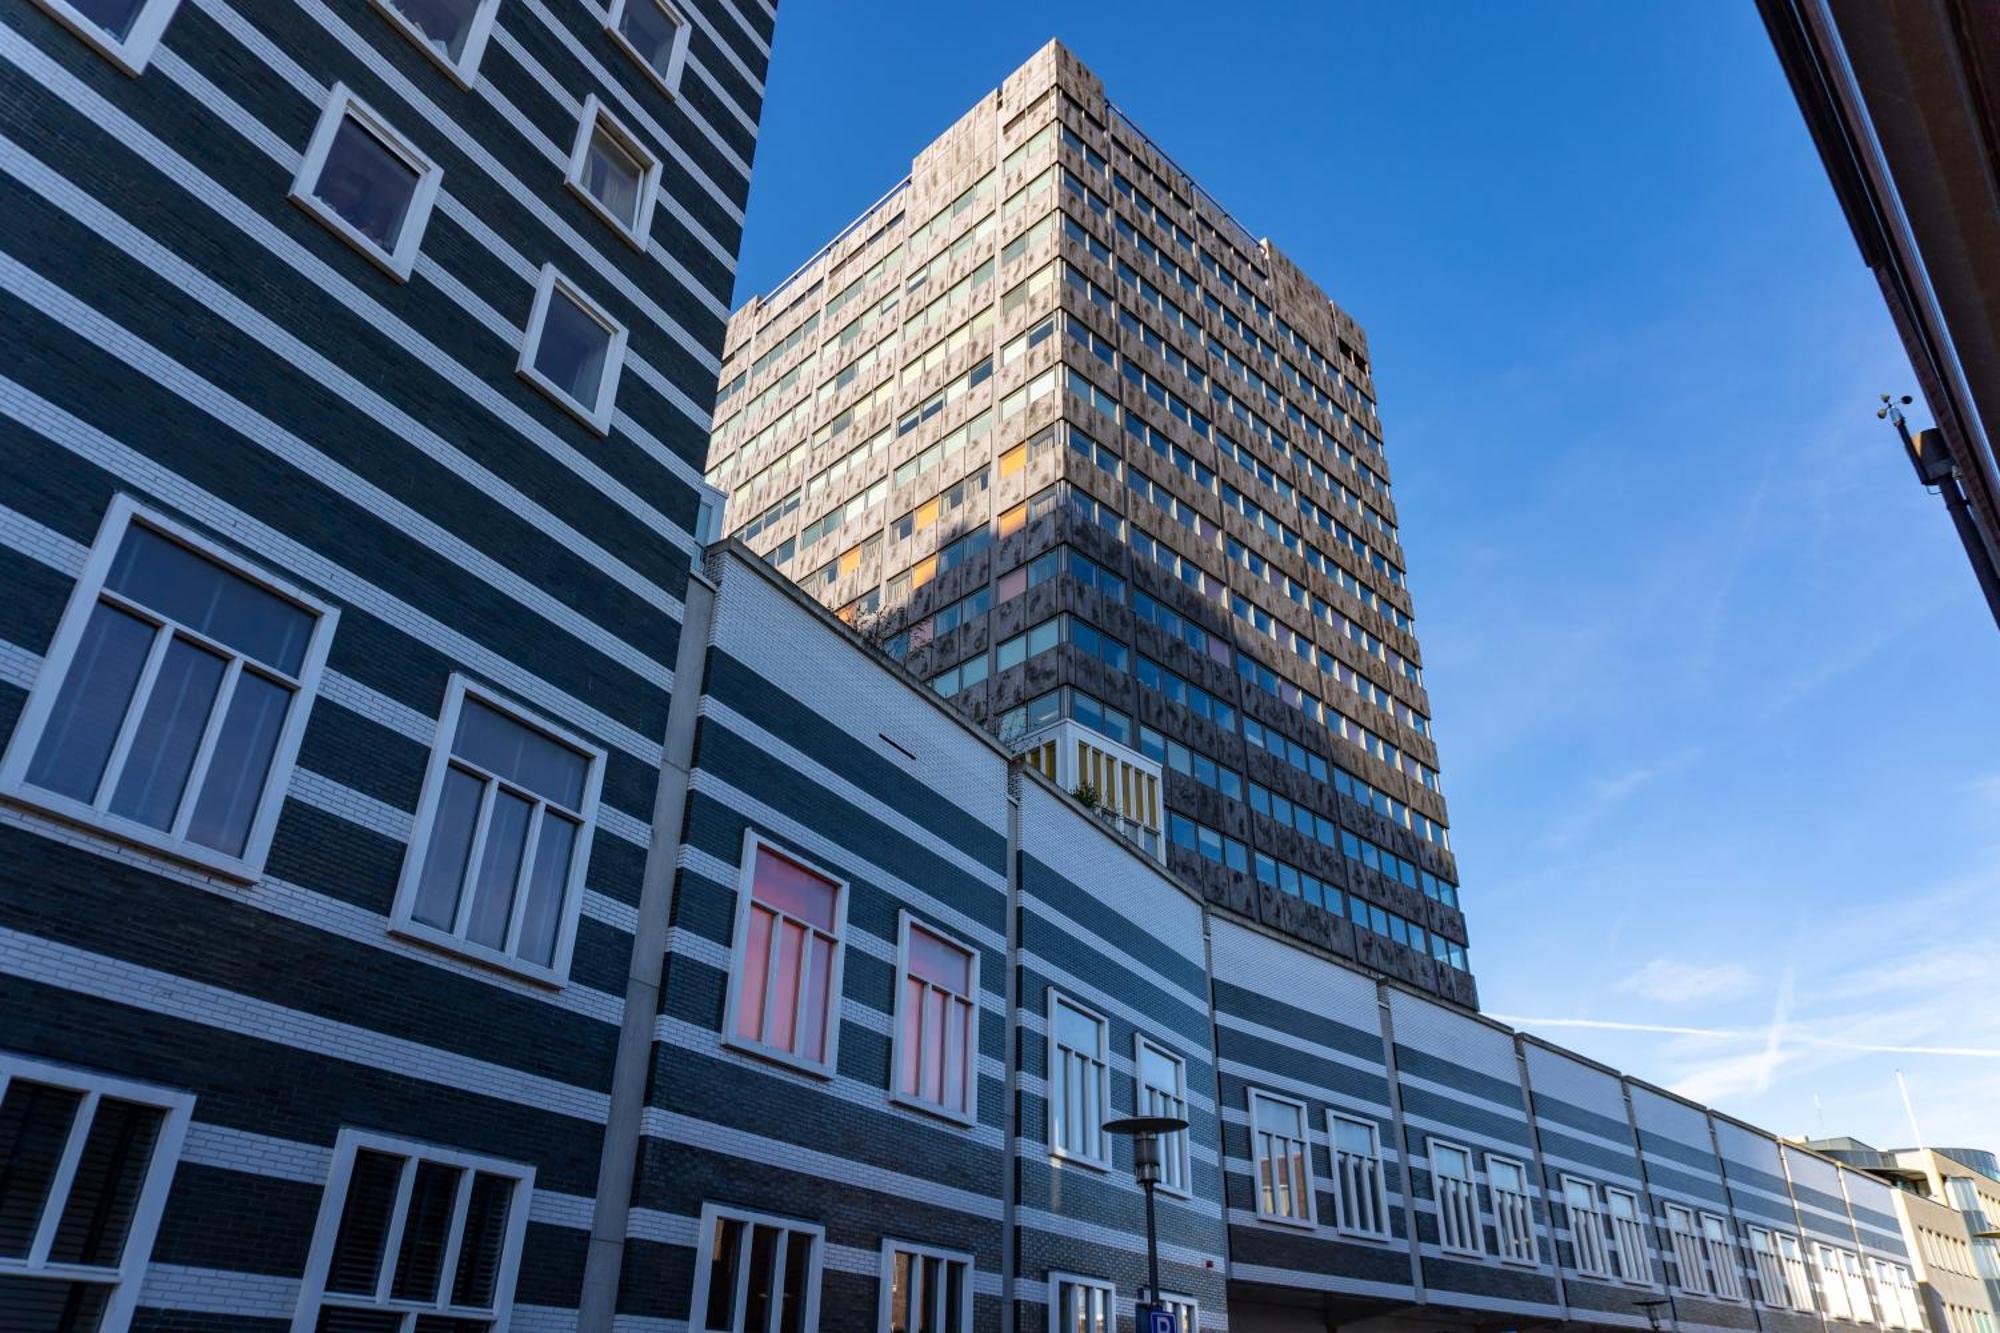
[1757,0,2000,625]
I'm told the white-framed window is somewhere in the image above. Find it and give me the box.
[1840,1248,1877,1323]
[0,496,336,880]
[517,263,630,434]
[689,1203,823,1333]
[289,84,443,281]
[389,676,605,983]
[28,0,181,75]
[1249,1089,1315,1226]
[1048,1272,1113,1333]
[1777,1232,1814,1311]
[1160,1293,1199,1333]
[605,0,691,98]
[1563,1176,1611,1278]
[1819,1244,1856,1320]
[1329,1112,1389,1239]
[370,0,501,86]
[1429,1139,1481,1255]
[1607,1187,1652,1284]
[892,914,980,1123]
[1887,1263,1923,1330]
[1702,1213,1744,1299]
[1048,992,1110,1167]
[1487,1154,1538,1265]
[878,1239,972,1333]
[0,1053,193,1333]
[291,1128,534,1333]
[565,94,663,249]
[723,832,850,1076]
[1665,1203,1709,1294]
[1871,1258,1921,1330]
[1135,1036,1190,1197]
[1748,1226,1789,1306]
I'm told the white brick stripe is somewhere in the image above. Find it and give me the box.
[0,640,36,690]
[669,0,764,97]
[139,1265,299,1316]
[710,0,771,58]
[628,1206,698,1246]
[1213,1008,1393,1086]
[179,1121,333,1183]
[582,890,640,935]
[0,925,612,1119]
[1213,1057,1394,1120]
[0,371,665,765]
[641,1109,1004,1220]
[1023,944,1207,1044]
[530,1188,598,1231]
[514,1307,584,1333]
[0,501,87,573]
[1022,890,1207,1014]
[612,1316,684,1333]
[289,767,412,842]
[318,670,434,741]
[1018,1204,1226,1259]
[1226,1260,1412,1300]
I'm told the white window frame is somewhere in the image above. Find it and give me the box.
[1047,1271,1114,1333]
[1248,1087,1317,1228]
[0,1052,194,1333]
[687,1201,825,1333]
[290,1127,535,1333]
[1607,1186,1654,1286]
[1134,1033,1191,1199]
[1429,1137,1482,1256]
[1777,1232,1815,1311]
[289,83,443,281]
[29,0,182,75]
[1748,1225,1789,1308]
[1328,1111,1390,1240]
[0,495,336,882]
[517,262,630,435]
[1665,1203,1710,1294]
[1486,1152,1539,1266]
[890,912,982,1126]
[1820,1243,1856,1320]
[876,1238,974,1333]
[1702,1212,1744,1300]
[371,0,502,88]
[564,93,664,250]
[1840,1247,1877,1324]
[722,829,851,1077]
[1159,1292,1199,1333]
[1563,1175,1612,1278]
[1047,990,1111,1169]
[604,0,692,99]
[388,674,606,985]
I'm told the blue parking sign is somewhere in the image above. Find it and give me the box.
[1143,1307,1178,1333]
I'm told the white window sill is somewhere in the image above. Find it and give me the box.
[0,781,263,883]
[889,1089,977,1129]
[1254,1210,1318,1231]
[388,919,568,989]
[518,364,615,436]
[1050,1148,1111,1174]
[566,178,652,253]
[721,1033,836,1081]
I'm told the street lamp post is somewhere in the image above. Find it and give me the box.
[1104,1113,1190,1333]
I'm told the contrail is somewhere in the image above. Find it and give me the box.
[1489,1016,2000,1060]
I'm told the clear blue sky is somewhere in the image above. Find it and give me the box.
[731,1,2000,1150]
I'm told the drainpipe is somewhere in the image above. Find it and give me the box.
[1001,767,1024,1333]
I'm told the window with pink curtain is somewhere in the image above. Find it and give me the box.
[897,923,976,1117]
[733,845,843,1067]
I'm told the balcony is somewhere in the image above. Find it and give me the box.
[1013,718,1163,861]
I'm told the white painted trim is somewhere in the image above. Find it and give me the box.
[1604,1184,1657,1287]
[29,0,182,75]
[876,1238,976,1333]
[517,262,630,435]
[1560,1172,1614,1279]
[564,93,664,252]
[1132,1031,1192,1199]
[604,0,692,101]
[687,1201,825,1333]
[1156,1291,1200,1333]
[0,1052,193,1333]
[0,494,337,883]
[289,1126,535,1333]
[1700,1209,1748,1301]
[720,828,851,1078]
[1046,1270,1115,1333]
[1247,1086,1317,1229]
[388,673,607,987]
[889,910,981,1127]
[1045,987,1112,1171]
[370,0,503,89]
[1327,1109,1393,1243]
[1428,1135,1485,1256]
[288,82,443,282]
[1483,1149,1541,1268]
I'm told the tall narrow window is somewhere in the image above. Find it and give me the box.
[1135,1037,1190,1196]
[565,95,664,249]
[689,1204,823,1333]
[290,84,442,280]
[392,678,604,981]
[894,916,979,1122]
[1329,1113,1388,1238]
[879,1240,971,1333]
[1702,1213,1744,1299]
[605,0,691,97]
[29,0,182,74]
[1048,994,1109,1166]
[1430,1140,1481,1255]
[372,0,501,85]
[1049,1274,1112,1333]
[1607,1188,1652,1284]
[1748,1226,1788,1306]
[1161,1294,1199,1333]
[1,498,335,879]
[1819,1244,1855,1320]
[518,264,630,434]
[0,1055,193,1332]
[1565,1177,1611,1277]
[1666,1204,1710,1294]
[1777,1233,1814,1311]
[293,1129,533,1333]
[1840,1248,1876,1323]
[726,835,848,1074]
[1249,1090,1314,1226]
[1488,1155,1538,1264]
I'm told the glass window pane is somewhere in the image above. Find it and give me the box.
[514,813,578,967]
[72,0,148,39]
[450,1171,513,1310]
[0,1273,110,1331]
[703,1217,742,1333]
[25,602,154,802]
[390,1161,463,1303]
[107,637,227,831]
[0,1081,83,1258]
[465,789,534,950]
[49,1096,165,1268]
[743,1224,779,1333]
[452,698,588,809]
[534,290,615,408]
[413,767,485,931]
[1054,999,1097,1053]
[327,1150,405,1295]
[778,1230,812,1333]
[890,1250,913,1333]
[584,126,644,228]
[385,0,479,61]
[799,933,836,1063]
[736,907,774,1041]
[314,114,421,254]
[185,669,293,855]
[750,849,838,930]
[619,0,683,76]
[907,925,971,994]
[104,528,315,672]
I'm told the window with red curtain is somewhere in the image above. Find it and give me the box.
[733,844,843,1068]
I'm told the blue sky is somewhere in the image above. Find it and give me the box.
[730,2,2000,1150]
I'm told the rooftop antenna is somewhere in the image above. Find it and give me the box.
[1896,1070,1925,1151]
